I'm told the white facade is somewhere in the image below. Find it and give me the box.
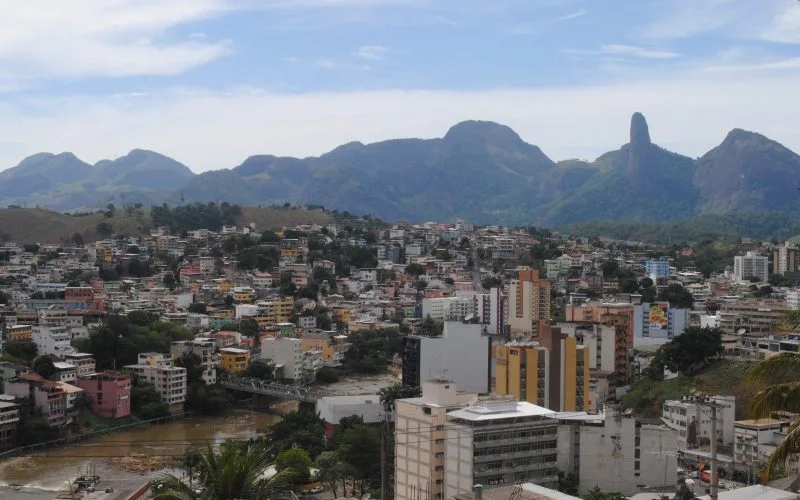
[32,325,76,358]
[700,314,721,329]
[787,290,800,311]
[62,353,96,378]
[316,395,384,426]
[409,322,491,394]
[422,297,473,321]
[661,396,736,450]
[579,413,678,496]
[171,339,218,385]
[260,337,319,381]
[445,400,559,497]
[395,381,476,500]
[734,251,769,283]
[124,353,187,405]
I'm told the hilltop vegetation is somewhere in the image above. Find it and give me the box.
[621,360,762,420]
[0,205,330,244]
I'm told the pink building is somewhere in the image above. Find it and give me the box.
[4,374,68,428]
[76,371,132,419]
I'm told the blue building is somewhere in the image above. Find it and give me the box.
[644,260,670,280]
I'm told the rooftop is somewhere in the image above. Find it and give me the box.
[448,400,555,422]
[220,347,250,354]
[735,418,787,428]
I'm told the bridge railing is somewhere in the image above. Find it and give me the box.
[219,376,340,402]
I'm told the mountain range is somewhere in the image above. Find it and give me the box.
[2,113,800,226]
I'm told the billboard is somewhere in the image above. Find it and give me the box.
[648,302,669,334]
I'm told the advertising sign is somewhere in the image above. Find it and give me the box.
[648,302,669,334]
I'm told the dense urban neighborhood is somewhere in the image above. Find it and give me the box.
[0,204,799,499]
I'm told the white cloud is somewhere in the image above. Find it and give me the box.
[563,44,680,59]
[554,9,586,23]
[354,45,393,60]
[2,74,800,172]
[0,0,236,80]
[706,57,800,72]
[762,2,800,43]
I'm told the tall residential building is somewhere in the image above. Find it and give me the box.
[774,243,800,275]
[633,303,690,344]
[394,380,477,500]
[734,251,769,283]
[643,260,671,280]
[445,399,559,496]
[788,290,800,311]
[402,321,491,394]
[261,336,321,381]
[171,339,218,384]
[578,410,678,497]
[421,297,473,321]
[508,269,550,335]
[494,341,549,408]
[124,353,187,406]
[32,325,76,358]
[0,395,20,450]
[4,374,69,428]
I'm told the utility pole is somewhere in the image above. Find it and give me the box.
[682,395,730,500]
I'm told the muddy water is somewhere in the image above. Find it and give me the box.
[0,409,285,494]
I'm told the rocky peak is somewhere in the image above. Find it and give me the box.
[630,112,651,147]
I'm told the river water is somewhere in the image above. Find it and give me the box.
[0,409,287,498]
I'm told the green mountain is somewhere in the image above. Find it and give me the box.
[3,114,800,226]
[0,150,195,210]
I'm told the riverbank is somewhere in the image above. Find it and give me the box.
[0,409,286,499]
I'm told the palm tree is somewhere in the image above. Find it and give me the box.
[152,441,293,500]
[748,352,800,478]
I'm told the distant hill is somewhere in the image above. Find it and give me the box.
[4,114,800,225]
[0,207,330,244]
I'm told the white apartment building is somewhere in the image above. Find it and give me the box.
[124,353,187,406]
[171,339,218,385]
[734,418,798,474]
[578,412,678,496]
[445,400,560,497]
[52,362,78,384]
[261,337,320,381]
[661,396,736,450]
[395,380,477,500]
[32,325,76,358]
[734,251,769,283]
[421,297,473,321]
[787,290,800,311]
[402,322,491,394]
[62,353,96,378]
[252,272,274,289]
[633,303,690,344]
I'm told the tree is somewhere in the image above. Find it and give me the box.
[379,383,421,415]
[32,356,57,379]
[245,360,274,381]
[337,424,381,497]
[153,442,292,500]
[276,448,312,486]
[2,341,37,364]
[481,276,502,290]
[71,232,85,246]
[748,352,800,478]
[188,302,208,315]
[582,487,628,500]
[675,483,696,500]
[658,284,695,309]
[239,318,260,338]
[405,263,425,277]
[266,411,326,459]
[316,366,340,384]
[315,451,348,498]
[224,295,234,308]
[96,221,114,237]
[659,327,723,374]
[260,230,281,243]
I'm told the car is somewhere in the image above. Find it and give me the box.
[310,486,324,494]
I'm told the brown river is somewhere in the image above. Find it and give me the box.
[0,409,287,498]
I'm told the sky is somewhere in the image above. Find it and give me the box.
[1,0,800,172]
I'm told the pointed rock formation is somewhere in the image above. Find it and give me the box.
[628,112,652,184]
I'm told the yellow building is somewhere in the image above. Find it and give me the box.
[280,248,303,259]
[232,287,256,304]
[495,341,549,408]
[332,306,352,325]
[8,324,32,342]
[252,297,295,327]
[507,269,551,335]
[494,335,590,412]
[219,347,250,374]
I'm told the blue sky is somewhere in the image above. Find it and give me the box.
[0,0,799,171]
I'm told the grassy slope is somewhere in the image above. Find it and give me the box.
[621,360,763,420]
[0,207,331,244]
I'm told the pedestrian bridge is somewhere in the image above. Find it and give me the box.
[219,376,340,403]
